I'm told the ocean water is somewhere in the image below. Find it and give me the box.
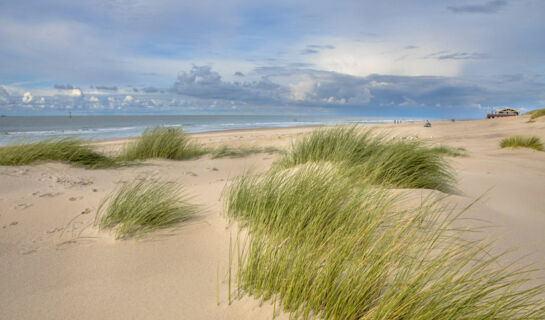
[0,115,420,146]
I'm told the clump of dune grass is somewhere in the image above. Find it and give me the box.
[226,163,545,319]
[119,126,205,161]
[500,135,544,151]
[526,108,545,120]
[430,144,467,157]
[95,179,199,239]
[275,127,455,192]
[210,145,280,159]
[0,138,117,168]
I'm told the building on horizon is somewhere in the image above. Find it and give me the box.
[487,107,519,119]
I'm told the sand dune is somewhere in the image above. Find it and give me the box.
[1,116,544,319]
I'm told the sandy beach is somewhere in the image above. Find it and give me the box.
[1,115,545,319]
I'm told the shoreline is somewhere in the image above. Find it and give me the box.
[0,115,471,147]
[89,117,463,146]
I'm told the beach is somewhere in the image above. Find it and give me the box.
[1,115,545,319]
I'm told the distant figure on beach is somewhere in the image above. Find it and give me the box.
[424,120,431,127]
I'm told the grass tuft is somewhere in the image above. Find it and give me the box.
[0,138,117,168]
[95,179,199,239]
[226,163,545,319]
[210,145,280,159]
[119,126,205,161]
[500,135,544,151]
[429,144,467,157]
[526,108,545,120]
[275,127,455,192]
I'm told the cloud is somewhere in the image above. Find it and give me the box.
[303,38,463,77]
[170,65,502,110]
[54,84,74,90]
[308,45,335,50]
[301,48,319,55]
[173,65,288,103]
[301,44,335,55]
[234,72,245,77]
[447,0,507,14]
[426,52,488,60]
[0,86,9,103]
[22,92,33,103]
[65,88,84,97]
[142,87,159,93]
[95,85,118,91]
[53,84,84,97]
[123,95,134,104]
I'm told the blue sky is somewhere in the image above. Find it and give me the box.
[0,0,544,117]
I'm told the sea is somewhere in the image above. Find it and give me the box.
[0,115,424,146]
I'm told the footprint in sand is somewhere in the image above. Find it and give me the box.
[46,227,63,234]
[14,203,33,210]
[21,249,37,255]
[55,176,93,187]
[32,192,63,198]
[3,221,19,228]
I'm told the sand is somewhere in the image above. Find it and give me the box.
[1,116,544,319]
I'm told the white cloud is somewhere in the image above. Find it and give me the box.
[22,92,33,103]
[302,38,464,77]
[123,95,134,104]
[68,88,83,97]
[56,88,83,97]
[89,96,99,102]
[289,75,316,101]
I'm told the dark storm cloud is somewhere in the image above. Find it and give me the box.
[447,0,507,14]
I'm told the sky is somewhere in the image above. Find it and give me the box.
[0,0,544,117]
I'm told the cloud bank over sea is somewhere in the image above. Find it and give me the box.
[0,0,544,116]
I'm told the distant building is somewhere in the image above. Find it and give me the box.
[487,107,519,119]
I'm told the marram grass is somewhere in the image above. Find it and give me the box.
[95,179,199,239]
[119,126,205,161]
[210,145,280,159]
[275,127,455,192]
[500,135,544,151]
[429,144,467,157]
[226,163,545,319]
[526,108,545,120]
[0,138,117,168]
